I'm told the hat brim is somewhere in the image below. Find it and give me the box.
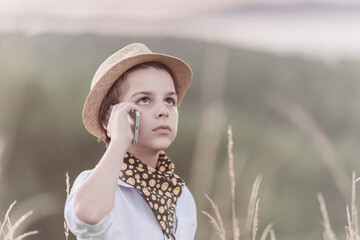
[82,53,192,139]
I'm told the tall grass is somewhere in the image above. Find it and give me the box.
[0,136,37,240]
[202,194,226,240]
[0,201,38,240]
[203,126,276,240]
[204,123,359,240]
[318,172,360,240]
[269,94,351,200]
[227,126,239,240]
[64,172,70,240]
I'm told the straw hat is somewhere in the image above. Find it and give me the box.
[82,43,193,139]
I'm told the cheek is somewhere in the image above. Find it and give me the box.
[137,112,150,132]
[172,107,179,117]
[171,110,179,133]
[139,117,151,132]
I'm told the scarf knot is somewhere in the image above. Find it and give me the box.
[119,151,185,238]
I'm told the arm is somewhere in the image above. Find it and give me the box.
[74,102,140,225]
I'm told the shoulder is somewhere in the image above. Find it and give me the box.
[72,169,94,182]
[70,170,93,192]
[175,185,197,238]
[177,185,197,220]
[180,186,196,204]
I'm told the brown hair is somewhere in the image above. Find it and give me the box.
[98,62,174,147]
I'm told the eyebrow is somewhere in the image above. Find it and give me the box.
[130,91,177,98]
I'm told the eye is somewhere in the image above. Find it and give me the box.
[165,97,175,106]
[137,97,150,105]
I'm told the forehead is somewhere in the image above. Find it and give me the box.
[124,67,175,93]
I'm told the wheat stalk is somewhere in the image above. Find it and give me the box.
[0,201,16,236]
[7,210,34,239]
[245,175,262,239]
[228,125,240,240]
[346,205,354,240]
[351,173,359,239]
[269,94,350,200]
[318,193,337,240]
[0,201,38,240]
[252,199,260,240]
[14,231,38,240]
[344,172,360,240]
[202,193,226,240]
[270,229,277,240]
[64,171,70,240]
[260,223,273,240]
[205,126,276,240]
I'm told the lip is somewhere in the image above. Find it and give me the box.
[153,125,171,132]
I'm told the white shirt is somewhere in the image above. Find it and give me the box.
[64,170,197,240]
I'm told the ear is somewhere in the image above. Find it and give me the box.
[101,112,110,131]
[101,123,108,131]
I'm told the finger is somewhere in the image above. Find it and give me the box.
[107,103,141,128]
[113,102,141,115]
[106,103,131,131]
[108,102,129,121]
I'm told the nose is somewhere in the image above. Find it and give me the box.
[158,112,169,118]
[156,103,170,118]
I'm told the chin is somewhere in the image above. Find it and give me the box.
[135,134,175,151]
[151,141,172,150]
[146,138,173,151]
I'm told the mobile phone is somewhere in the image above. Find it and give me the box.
[132,110,140,144]
[108,105,140,144]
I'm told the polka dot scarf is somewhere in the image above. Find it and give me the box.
[119,151,185,239]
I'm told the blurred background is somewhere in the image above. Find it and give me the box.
[1,0,360,239]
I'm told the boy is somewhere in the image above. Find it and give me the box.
[64,43,197,240]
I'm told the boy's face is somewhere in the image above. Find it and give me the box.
[120,67,178,152]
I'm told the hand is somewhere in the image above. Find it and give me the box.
[106,102,141,149]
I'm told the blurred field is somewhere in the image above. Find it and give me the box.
[1,34,360,239]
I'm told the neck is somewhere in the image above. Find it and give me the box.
[128,146,161,168]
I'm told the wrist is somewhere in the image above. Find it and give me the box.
[107,137,130,152]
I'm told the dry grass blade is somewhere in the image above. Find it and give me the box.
[8,210,34,237]
[65,172,70,197]
[14,230,39,240]
[202,211,225,240]
[317,193,337,240]
[270,229,277,240]
[260,223,274,240]
[6,211,35,240]
[253,199,260,240]
[0,136,6,180]
[0,201,17,234]
[202,193,226,240]
[0,201,38,240]
[347,206,354,240]
[346,227,351,240]
[9,192,59,235]
[235,226,240,240]
[64,171,70,240]
[351,173,359,239]
[227,125,240,240]
[269,94,350,200]
[245,175,262,239]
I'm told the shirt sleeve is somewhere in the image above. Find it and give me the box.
[64,170,112,239]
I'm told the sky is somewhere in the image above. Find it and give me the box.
[1,0,360,61]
